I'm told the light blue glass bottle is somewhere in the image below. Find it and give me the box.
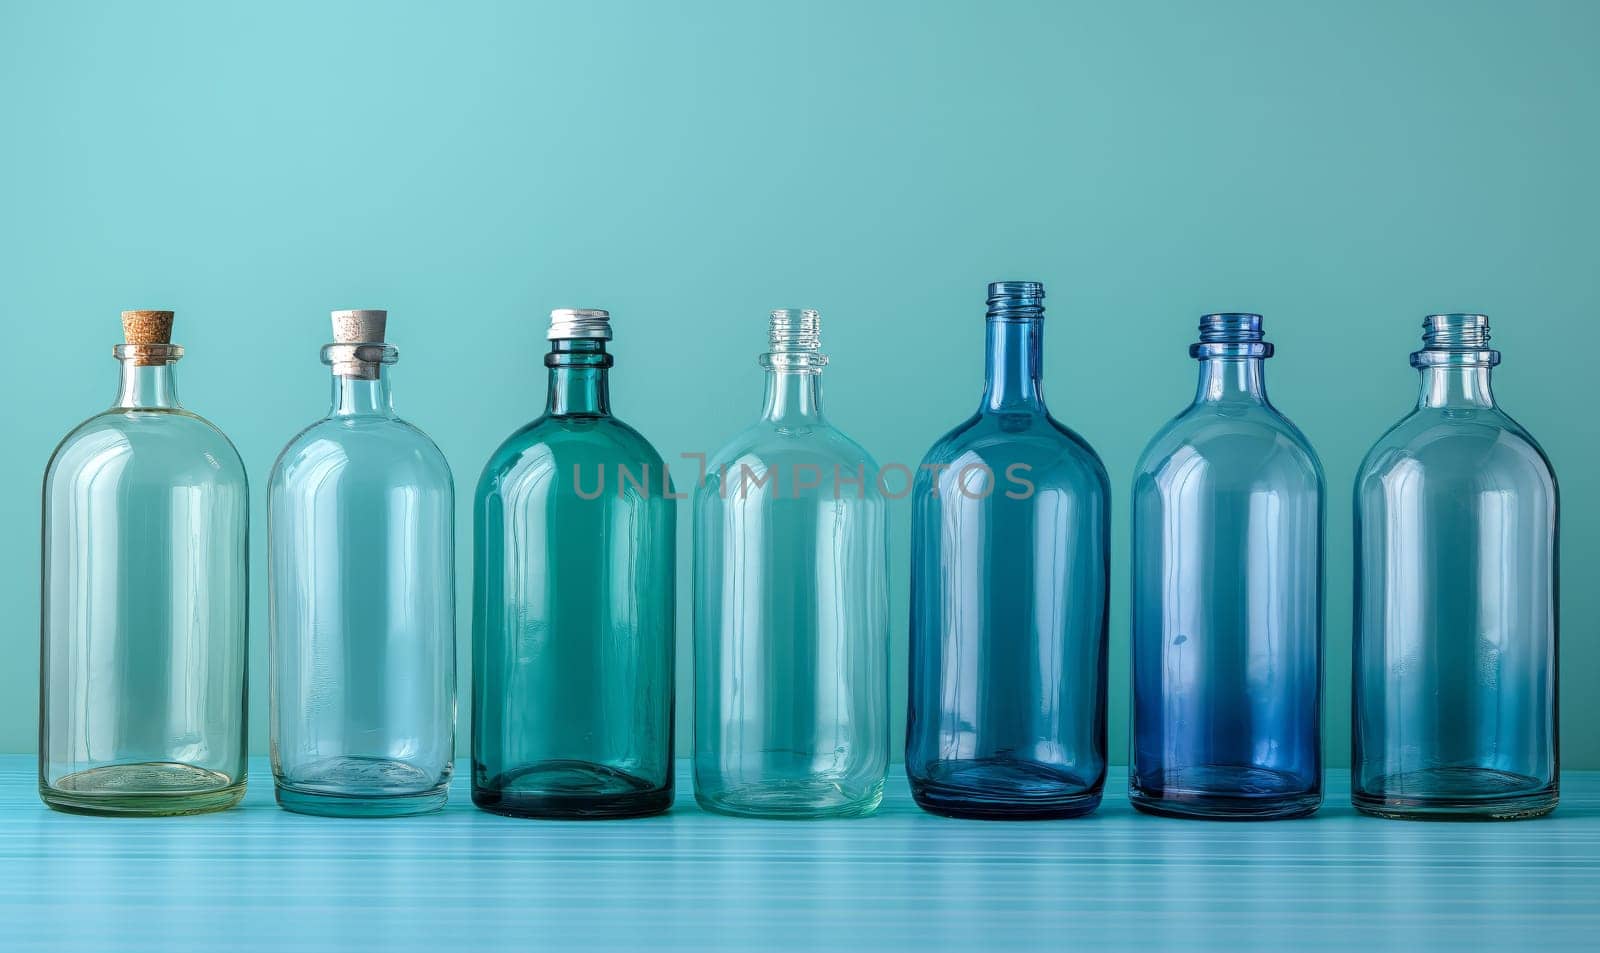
[268,310,457,817]
[473,308,675,818]
[1129,314,1324,820]
[40,311,249,816]
[904,282,1110,819]
[694,309,889,818]
[1353,314,1558,820]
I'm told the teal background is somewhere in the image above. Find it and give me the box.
[1,0,1595,768]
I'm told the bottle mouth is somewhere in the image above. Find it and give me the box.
[760,308,827,370]
[1191,313,1272,359]
[1412,313,1499,367]
[322,343,398,379]
[113,343,184,366]
[545,337,613,369]
[986,281,1044,320]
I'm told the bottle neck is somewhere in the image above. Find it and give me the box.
[116,361,181,409]
[982,319,1045,412]
[1195,357,1268,405]
[761,368,823,424]
[546,339,612,417]
[330,371,396,417]
[1411,315,1499,410]
[1418,364,1496,409]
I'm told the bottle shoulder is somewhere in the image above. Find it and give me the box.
[705,419,879,473]
[478,414,667,494]
[920,410,1108,482]
[1355,405,1555,491]
[696,421,885,508]
[270,415,453,490]
[1134,402,1323,486]
[46,407,247,487]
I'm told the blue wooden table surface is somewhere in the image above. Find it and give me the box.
[2,757,1595,952]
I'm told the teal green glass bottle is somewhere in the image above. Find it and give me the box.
[39,311,249,816]
[473,308,676,818]
[268,310,457,817]
[693,309,890,818]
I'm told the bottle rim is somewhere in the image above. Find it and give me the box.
[113,343,184,365]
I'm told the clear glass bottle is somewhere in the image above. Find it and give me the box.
[1129,314,1324,820]
[693,309,889,818]
[904,282,1110,819]
[1353,314,1558,820]
[473,308,675,818]
[268,310,457,817]
[39,310,249,816]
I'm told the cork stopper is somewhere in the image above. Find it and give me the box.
[118,310,179,366]
[324,309,396,379]
[332,309,388,344]
[122,310,174,346]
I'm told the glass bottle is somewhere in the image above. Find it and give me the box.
[39,310,249,816]
[268,310,457,817]
[904,282,1110,819]
[693,309,889,818]
[473,308,675,818]
[1353,314,1558,820]
[1129,313,1324,820]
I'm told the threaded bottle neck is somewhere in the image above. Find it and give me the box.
[759,309,825,422]
[1188,314,1271,403]
[1412,313,1499,370]
[760,309,827,371]
[1191,313,1273,359]
[986,281,1044,321]
[1413,315,1497,408]
[1422,313,1490,349]
[980,282,1046,412]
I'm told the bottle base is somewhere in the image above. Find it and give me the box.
[1353,768,1557,821]
[275,756,450,817]
[276,784,449,817]
[909,759,1102,819]
[474,760,673,819]
[1130,765,1321,820]
[695,777,884,819]
[41,762,245,817]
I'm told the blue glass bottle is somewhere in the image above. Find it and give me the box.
[268,310,457,817]
[694,309,889,818]
[40,311,249,816]
[1353,314,1558,820]
[473,308,675,818]
[905,282,1110,819]
[1129,314,1324,820]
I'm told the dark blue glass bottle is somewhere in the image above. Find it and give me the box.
[1129,314,1324,820]
[1352,314,1558,820]
[905,281,1110,819]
